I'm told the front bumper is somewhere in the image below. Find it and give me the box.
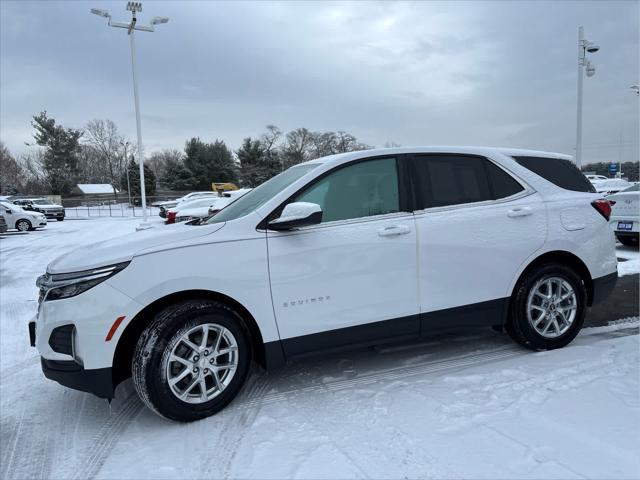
[41,358,114,398]
[591,271,618,306]
[34,280,142,369]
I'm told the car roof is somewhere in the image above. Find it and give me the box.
[299,146,572,167]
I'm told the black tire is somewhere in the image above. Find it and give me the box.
[132,300,252,422]
[616,235,638,248]
[506,263,586,351]
[57,217,64,222]
[15,219,31,232]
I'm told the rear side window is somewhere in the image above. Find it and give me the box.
[412,155,524,209]
[513,156,595,193]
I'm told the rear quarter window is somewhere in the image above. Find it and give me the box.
[513,156,595,193]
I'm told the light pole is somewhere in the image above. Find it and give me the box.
[121,141,132,206]
[91,2,169,228]
[575,26,600,169]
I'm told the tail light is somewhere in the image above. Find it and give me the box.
[591,199,615,221]
[165,211,177,224]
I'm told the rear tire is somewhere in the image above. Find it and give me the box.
[506,263,586,350]
[57,217,64,222]
[132,300,251,422]
[616,235,639,248]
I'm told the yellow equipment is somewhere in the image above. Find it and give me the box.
[211,182,238,193]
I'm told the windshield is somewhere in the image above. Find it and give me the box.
[32,199,49,205]
[205,163,320,224]
[623,184,639,192]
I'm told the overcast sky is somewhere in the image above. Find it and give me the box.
[1,1,638,164]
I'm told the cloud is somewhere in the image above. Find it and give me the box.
[1,0,638,164]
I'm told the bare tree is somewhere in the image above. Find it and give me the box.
[282,127,313,168]
[84,119,126,195]
[18,149,48,193]
[147,149,183,182]
[261,125,283,154]
[0,142,25,194]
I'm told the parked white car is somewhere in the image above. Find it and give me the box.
[165,190,252,224]
[166,196,232,224]
[590,178,631,195]
[0,200,47,231]
[586,174,608,181]
[32,147,617,422]
[608,184,639,247]
[155,192,218,218]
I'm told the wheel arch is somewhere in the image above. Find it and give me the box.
[112,289,271,388]
[16,218,32,229]
[508,250,594,316]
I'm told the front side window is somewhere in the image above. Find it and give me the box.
[292,157,400,223]
[413,155,524,209]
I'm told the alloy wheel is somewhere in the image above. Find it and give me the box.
[526,276,577,338]
[16,220,30,232]
[165,323,239,404]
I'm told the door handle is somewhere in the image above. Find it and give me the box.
[378,225,411,237]
[507,207,533,218]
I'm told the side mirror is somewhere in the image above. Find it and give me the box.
[268,202,322,231]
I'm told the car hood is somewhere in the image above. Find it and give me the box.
[47,222,225,274]
[33,203,62,208]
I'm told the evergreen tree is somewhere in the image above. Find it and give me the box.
[183,138,237,190]
[31,111,82,194]
[121,158,156,197]
[237,137,280,187]
[162,156,195,190]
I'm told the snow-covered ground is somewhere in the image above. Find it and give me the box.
[617,244,640,276]
[1,218,639,479]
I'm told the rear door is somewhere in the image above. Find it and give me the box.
[410,154,547,331]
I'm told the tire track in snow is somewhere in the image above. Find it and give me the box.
[196,369,271,478]
[217,326,639,415]
[1,395,58,480]
[72,393,144,480]
[239,346,522,411]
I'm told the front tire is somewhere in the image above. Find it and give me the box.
[16,219,31,232]
[507,263,586,350]
[132,300,251,422]
[57,217,64,222]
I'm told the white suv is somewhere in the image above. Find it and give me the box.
[32,147,618,422]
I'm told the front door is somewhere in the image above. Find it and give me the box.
[266,156,420,355]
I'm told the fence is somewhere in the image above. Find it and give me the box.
[61,195,179,218]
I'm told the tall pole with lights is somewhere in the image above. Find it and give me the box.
[575,26,600,169]
[91,2,169,228]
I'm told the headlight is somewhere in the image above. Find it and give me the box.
[37,262,130,302]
